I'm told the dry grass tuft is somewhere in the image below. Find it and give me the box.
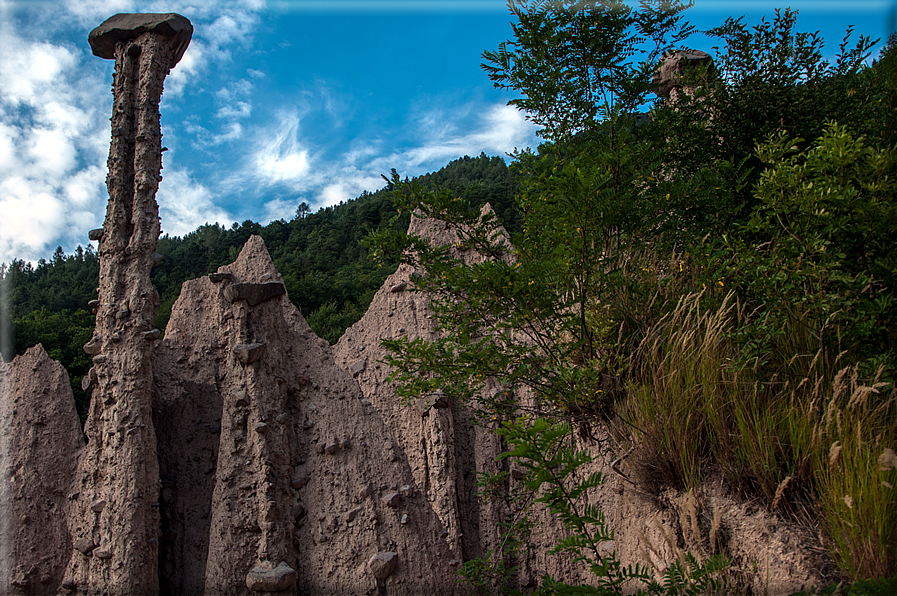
[620,290,897,581]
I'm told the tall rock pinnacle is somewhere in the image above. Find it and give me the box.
[62,13,192,594]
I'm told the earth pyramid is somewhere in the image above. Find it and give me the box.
[0,13,825,596]
[1,12,462,596]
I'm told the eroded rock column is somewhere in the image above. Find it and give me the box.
[63,14,192,594]
[204,276,298,595]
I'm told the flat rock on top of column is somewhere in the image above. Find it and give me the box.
[652,49,714,97]
[89,13,193,65]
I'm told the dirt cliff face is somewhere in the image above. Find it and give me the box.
[0,345,84,595]
[153,235,462,595]
[334,211,510,566]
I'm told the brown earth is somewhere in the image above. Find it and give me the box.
[0,345,84,595]
[152,235,461,595]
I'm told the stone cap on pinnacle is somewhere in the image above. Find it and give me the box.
[89,13,193,66]
[652,49,714,97]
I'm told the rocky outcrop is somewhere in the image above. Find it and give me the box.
[0,346,84,595]
[88,13,192,65]
[335,210,514,567]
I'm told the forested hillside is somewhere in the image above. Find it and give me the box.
[0,152,517,419]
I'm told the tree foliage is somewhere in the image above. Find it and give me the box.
[732,124,896,377]
[482,0,695,140]
[376,0,897,586]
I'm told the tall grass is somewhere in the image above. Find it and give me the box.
[812,367,897,579]
[623,290,736,492]
[621,290,897,581]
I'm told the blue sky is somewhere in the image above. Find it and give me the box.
[0,0,894,265]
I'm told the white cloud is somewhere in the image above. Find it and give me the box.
[0,23,110,264]
[0,39,79,107]
[26,128,78,177]
[204,10,258,54]
[154,6,264,97]
[320,180,362,208]
[259,149,311,184]
[217,101,251,120]
[64,165,108,208]
[156,169,234,237]
[209,121,244,144]
[231,99,535,219]
[164,40,202,97]
[471,103,535,151]
[0,184,67,261]
[259,198,297,223]
[0,169,105,264]
[61,0,136,27]
[210,78,253,143]
[217,78,253,100]
[251,112,312,186]
[0,123,18,168]
[370,102,536,174]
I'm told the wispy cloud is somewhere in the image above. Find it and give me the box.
[246,99,537,222]
[322,102,537,204]
[157,169,234,237]
[385,102,535,170]
[161,6,263,97]
[60,0,137,28]
[249,111,313,186]
[209,78,253,144]
[164,41,202,97]
[202,9,260,56]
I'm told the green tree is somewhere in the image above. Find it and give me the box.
[379,0,701,420]
[482,0,695,140]
[731,123,896,379]
[377,0,897,586]
[652,8,881,228]
[13,308,95,419]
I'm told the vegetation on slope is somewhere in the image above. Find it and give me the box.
[374,1,897,591]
